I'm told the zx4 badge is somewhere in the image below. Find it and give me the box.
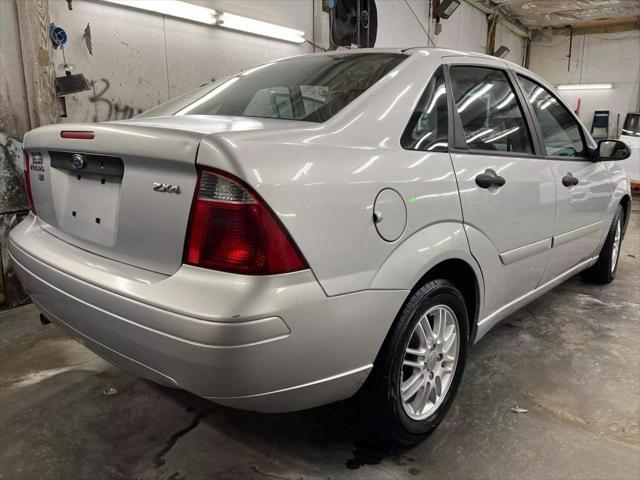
[153,183,181,194]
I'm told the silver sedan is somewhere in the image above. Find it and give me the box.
[10,48,631,446]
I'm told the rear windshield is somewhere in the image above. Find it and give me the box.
[139,53,406,123]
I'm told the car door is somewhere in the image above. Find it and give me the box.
[444,58,556,317]
[515,74,612,284]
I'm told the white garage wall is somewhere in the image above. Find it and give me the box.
[168,0,316,97]
[433,1,487,53]
[48,0,314,123]
[4,0,527,128]
[376,1,525,65]
[529,30,640,136]
[50,0,172,123]
[0,0,30,140]
[375,0,432,48]
[495,22,525,66]
[50,0,531,124]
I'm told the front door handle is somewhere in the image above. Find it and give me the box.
[562,173,579,187]
[475,172,506,189]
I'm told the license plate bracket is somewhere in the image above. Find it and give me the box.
[56,170,121,246]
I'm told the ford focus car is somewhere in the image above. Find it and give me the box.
[9,48,631,446]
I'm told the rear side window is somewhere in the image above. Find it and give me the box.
[401,67,448,152]
[168,53,406,122]
[517,75,586,157]
[450,66,533,154]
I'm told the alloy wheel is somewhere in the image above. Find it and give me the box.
[400,305,460,420]
[611,219,621,273]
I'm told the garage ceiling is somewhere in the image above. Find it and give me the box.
[488,0,640,28]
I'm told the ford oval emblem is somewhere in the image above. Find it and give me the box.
[70,153,86,170]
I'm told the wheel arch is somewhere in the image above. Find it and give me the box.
[411,258,481,341]
[368,256,482,384]
[370,221,483,343]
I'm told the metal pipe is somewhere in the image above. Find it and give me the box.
[567,26,573,72]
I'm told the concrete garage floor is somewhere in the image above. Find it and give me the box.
[1,210,639,480]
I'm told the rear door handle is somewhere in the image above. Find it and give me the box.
[562,173,579,187]
[475,172,506,189]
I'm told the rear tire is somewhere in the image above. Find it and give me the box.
[582,205,624,284]
[356,279,469,447]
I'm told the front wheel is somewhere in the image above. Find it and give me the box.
[582,205,625,284]
[356,279,469,447]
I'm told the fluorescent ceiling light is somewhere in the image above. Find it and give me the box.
[529,87,544,102]
[485,126,519,143]
[458,83,493,112]
[414,131,433,149]
[217,12,305,44]
[98,0,305,43]
[466,128,494,143]
[540,98,557,110]
[557,83,613,90]
[496,92,514,110]
[100,0,216,25]
[426,141,448,151]
[426,85,447,114]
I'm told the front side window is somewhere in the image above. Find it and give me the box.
[518,75,586,157]
[450,66,533,154]
[140,53,406,123]
[401,67,448,152]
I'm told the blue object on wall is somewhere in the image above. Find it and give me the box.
[50,23,68,49]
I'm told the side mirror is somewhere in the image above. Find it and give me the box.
[597,139,631,160]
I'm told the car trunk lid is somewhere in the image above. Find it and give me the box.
[23,117,304,275]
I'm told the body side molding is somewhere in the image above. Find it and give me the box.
[499,238,552,265]
[553,221,602,248]
[475,255,599,341]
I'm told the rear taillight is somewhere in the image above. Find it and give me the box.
[184,168,308,275]
[23,151,36,214]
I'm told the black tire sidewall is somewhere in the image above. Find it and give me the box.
[607,208,624,281]
[386,281,469,437]
[599,206,624,282]
[582,205,625,284]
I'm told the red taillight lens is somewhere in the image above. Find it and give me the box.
[23,151,36,214]
[184,168,308,275]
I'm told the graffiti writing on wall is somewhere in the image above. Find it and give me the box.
[89,79,144,122]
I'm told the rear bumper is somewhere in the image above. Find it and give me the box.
[9,215,407,412]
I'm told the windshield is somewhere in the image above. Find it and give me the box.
[622,113,640,137]
[138,53,406,123]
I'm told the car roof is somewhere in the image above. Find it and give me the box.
[306,47,524,70]
[268,47,540,90]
